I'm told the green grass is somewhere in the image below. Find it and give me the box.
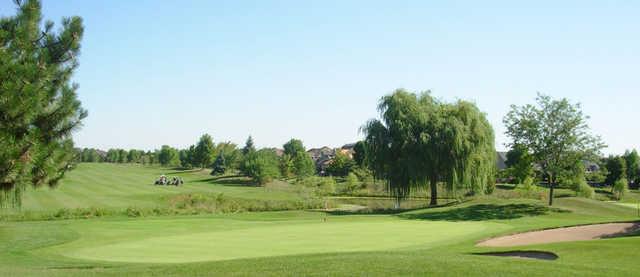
[2,163,640,276]
[10,163,306,213]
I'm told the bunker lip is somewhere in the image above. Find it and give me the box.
[473,250,558,260]
[477,221,640,247]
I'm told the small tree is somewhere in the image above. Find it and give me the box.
[505,144,534,185]
[194,134,215,168]
[623,150,639,183]
[612,178,628,200]
[242,136,256,155]
[325,151,355,177]
[504,93,604,206]
[211,152,226,175]
[282,139,315,178]
[605,156,627,186]
[344,173,359,194]
[241,149,280,185]
[158,145,180,167]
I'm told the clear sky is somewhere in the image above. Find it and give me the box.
[2,1,638,154]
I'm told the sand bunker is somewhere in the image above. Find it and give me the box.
[478,222,640,247]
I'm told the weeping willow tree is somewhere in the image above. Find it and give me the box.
[362,89,495,206]
[0,0,86,206]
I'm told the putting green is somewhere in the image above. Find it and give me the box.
[51,218,498,263]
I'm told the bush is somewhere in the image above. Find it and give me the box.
[574,180,594,199]
[298,176,336,196]
[241,149,281,185]
[612,178,628,200]
[344,173,359,194]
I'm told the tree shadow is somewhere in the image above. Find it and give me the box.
[198,176,258,187]
[398,203,565,221]
[326,200,466,216]
[496,184,516,190]
[601,222,640,238]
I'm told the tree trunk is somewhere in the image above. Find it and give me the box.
[429,177,438,206]
[548,174,554,206]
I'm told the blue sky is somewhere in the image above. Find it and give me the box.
[2,1,638,154]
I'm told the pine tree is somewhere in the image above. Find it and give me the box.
[242,136,256,155]
[0,0,87,206]
[211,152,226,175]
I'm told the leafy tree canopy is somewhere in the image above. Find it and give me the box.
[363,89,496,206]
[504,93,604,205]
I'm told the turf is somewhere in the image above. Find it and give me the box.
[46,217,499,263]
[2,163,640,276]
[14,163,303,212]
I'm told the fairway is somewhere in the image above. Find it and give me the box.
[48,217,498,263]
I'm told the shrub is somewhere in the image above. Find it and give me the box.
[298,176,336,196]
[126,207,143,217]
[344,173,360,194]
[612,178,628,200]
[574,180,594,199]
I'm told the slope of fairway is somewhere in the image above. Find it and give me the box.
[47,216,501,263]
[14,163,302,212]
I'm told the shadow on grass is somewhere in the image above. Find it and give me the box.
[398,203,565,221]
[496,184,516,190]
[326,200,466,216]
[198,176,258,187]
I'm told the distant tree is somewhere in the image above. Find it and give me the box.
[504,93,604,205]
[623,150,639,183]
[344,172,360,193]
[363,90,496,206]
[241,149,281,185]
[242,136,256,155]
[612,177,628,200]
[127,149,141,163]
[604,156,627,186]
[211,152,226,175]
[353,141,368,167]
[293,151,315,178]
[505,144,534,185]
[325,151,355,177]
[106,149,119,163]
[0,0,87,206]
[282,139,315,178]
[283,139,305,157]
[193,134,215,168]
[117,149,127,163]
[215,142,241,171]
[158,145,180,167]
[81,148,101,163]
[279,154,294,178]
[179,147,192,168]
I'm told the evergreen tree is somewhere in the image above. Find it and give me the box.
[211,152,226,175]
[242,136,256,155]
[0,0,87,206]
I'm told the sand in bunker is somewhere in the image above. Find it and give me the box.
[478,222,640,247]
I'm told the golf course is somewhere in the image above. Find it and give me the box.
[3,1,640,276]
[1,164,639,276]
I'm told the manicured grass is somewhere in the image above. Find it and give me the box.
[13,163,303,212]
[2,164,640,276]
[45,216,498,263]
